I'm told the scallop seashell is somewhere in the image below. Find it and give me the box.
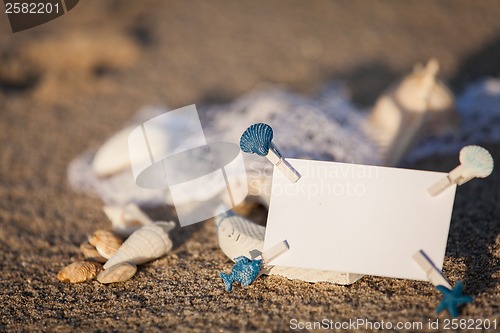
[57,261,102,283]
[80,242,107,263]
[103,203,154,237]
[103,221,176,269]
[459,145,494,178]
[92,122,171,177]
[97,262,137,284]
[88,230,123,259]
[240,123,273,156]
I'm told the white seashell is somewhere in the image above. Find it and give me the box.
[92,123,171,177]
[103,221,176,269]
[367,59,457,166]
[214,210,363,285]
[92,126,135,177]
[103,203,154,237]
[57,261,102,283]
[97,262,137,284]
[88,230,123,259]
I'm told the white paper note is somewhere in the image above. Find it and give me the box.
[263,159,456,281]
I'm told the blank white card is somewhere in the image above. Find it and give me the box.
[263,159,456,281]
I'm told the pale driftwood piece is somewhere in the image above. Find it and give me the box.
[214,211,363,285]
[368,59,457,166]
[103,222,175,269]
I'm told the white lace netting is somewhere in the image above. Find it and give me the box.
[67,78,500,206]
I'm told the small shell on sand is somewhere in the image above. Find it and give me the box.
[80,242,107,263]
[88,230,123,259]
[97,262,137,284]
[57,261,102,283]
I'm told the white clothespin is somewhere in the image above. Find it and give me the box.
[412,249,451,289]
[255,240,290,276]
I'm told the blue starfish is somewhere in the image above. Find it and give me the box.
[435,281,473,317]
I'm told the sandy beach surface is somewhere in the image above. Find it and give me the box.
[1,1,499,331]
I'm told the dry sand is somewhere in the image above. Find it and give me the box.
[0,1,499,331]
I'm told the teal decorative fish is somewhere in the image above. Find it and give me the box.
[219,256,263,292]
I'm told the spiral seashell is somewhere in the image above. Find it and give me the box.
[103,221,176,269]
[97,262,137,284]
[88,230,123,259]
[240,123,273,156]
[458,145,494,179]
[80,242,107,263]
[57,261,102,283]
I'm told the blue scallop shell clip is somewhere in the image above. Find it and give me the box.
[239,123,301,182]
[239,123,273,156]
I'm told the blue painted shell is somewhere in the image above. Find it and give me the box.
[239,123,274,156]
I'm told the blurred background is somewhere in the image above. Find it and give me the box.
[1,1,499,331]
[1,0,500,160]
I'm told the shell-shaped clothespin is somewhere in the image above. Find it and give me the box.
[103,221,175,269]
[428,145,494,196]
[413,250,473,318]
[240,123,301,183]
[219,240,289,292]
